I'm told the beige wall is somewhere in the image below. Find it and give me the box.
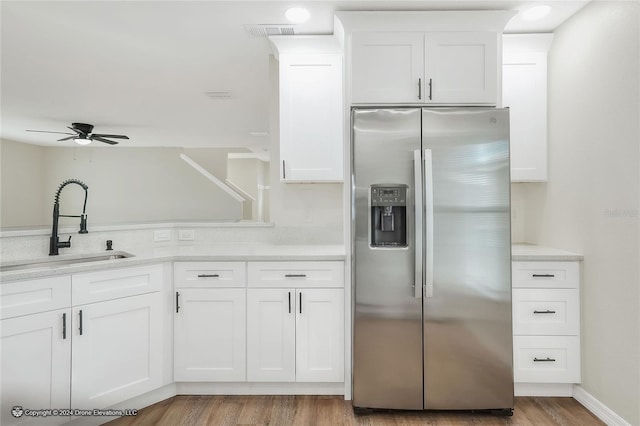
[1,142,244,227]
[519,2,639,423]
[0,139,47,227]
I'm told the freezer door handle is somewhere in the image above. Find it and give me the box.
[424,149,434,298]
[413,150,423,299]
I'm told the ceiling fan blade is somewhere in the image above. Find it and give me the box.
[57,136,76,142]
[26,130,75,135]
[91,134,129,139]
[67,126,84,135]
[92,136,119,145]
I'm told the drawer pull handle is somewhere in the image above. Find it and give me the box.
[197,274,219,278]
[532,274,555,278]
[533,357,556,362]
[533,310,557,314]
[285,274,307,278]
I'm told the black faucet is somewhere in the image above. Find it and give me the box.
[50,179,89,256]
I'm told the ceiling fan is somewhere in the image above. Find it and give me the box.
[26,123,129,145]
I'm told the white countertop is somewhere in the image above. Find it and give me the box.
[512,243,583,261]
[0,244,346,282]
[1,243,582,283]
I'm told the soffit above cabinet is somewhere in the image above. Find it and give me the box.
[335,10,516,33]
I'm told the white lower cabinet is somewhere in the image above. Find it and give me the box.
[1,309,71,426]
[0,265,165,424]
[174,260,345,387]
[512,260,581,394]
[247,288,344,383]
[246,289,296,382]
[71,292,163,409]
[295,288,344,382]
[174,288,246,381]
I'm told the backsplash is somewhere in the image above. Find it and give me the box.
[0,222,343,261]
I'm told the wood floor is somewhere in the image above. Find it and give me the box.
[106,395,605,426]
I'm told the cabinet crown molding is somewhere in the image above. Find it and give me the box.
[335,10,517,33]
[269,35,342,59]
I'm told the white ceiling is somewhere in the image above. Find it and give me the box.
[1,0,589,151]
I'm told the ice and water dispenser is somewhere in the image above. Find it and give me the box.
[370,184,407,247]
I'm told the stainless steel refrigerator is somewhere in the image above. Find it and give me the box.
[352,108,513,414]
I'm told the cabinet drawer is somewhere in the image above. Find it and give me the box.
[513,289,579,336]
[248,261,344,288]
[513,336,580,383]
[512,261,579,288]
[72,264,162,305]
[1,276,71,319]
[174,262,246,288]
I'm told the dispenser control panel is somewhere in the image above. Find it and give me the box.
[371,186,407,207]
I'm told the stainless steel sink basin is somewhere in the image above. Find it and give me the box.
[0,251,135,272]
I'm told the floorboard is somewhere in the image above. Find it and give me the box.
[105,396,604,426]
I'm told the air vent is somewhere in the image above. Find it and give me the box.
[205,91,232,99]
[244,24,295,37]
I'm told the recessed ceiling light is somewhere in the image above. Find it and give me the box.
[285,7,310,24]
[522,5,551,21]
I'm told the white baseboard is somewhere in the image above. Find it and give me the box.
[572,385,632,426]
[176,382,345,396]
[66,384,177,426]
[515,383,573,396]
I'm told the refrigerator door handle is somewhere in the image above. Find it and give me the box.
[413,149,423,299]
[424,149,434,298]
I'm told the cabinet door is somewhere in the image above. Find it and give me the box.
[352,32,424,103]
[280,53,343,182]
[174,288,246,381]
[503,52,548,181]
[295,288,344,382]
[71,293,162,409]
[246,289,295,381]
[425,32,497,104]
[1,309,71,426]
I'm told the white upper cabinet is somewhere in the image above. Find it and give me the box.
[271,36,344,183]
[503,34,553,182]
[352,31,497,104]
[352,32,424,103]
[339,11,516,106]
[425,32,497,104]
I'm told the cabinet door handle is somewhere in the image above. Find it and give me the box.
[533,357,556,362]
[62,313,67,340]
[288,292,292,314]
[418,78,422,100]
[197,274,219,278]
[78,310,83,336]
[533,310,556,314]
[532,274,555,278]
[282,160,286,180]
[285,274,307,278]
[176,292,180,313]
[299,292,302,314]
[428,78,433,100]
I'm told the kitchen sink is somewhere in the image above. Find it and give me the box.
[0,251,135,272]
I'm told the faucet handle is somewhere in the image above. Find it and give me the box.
[59,236,72,249]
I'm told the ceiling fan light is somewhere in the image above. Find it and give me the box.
[74,137,91,146]
[285,7,310,24]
